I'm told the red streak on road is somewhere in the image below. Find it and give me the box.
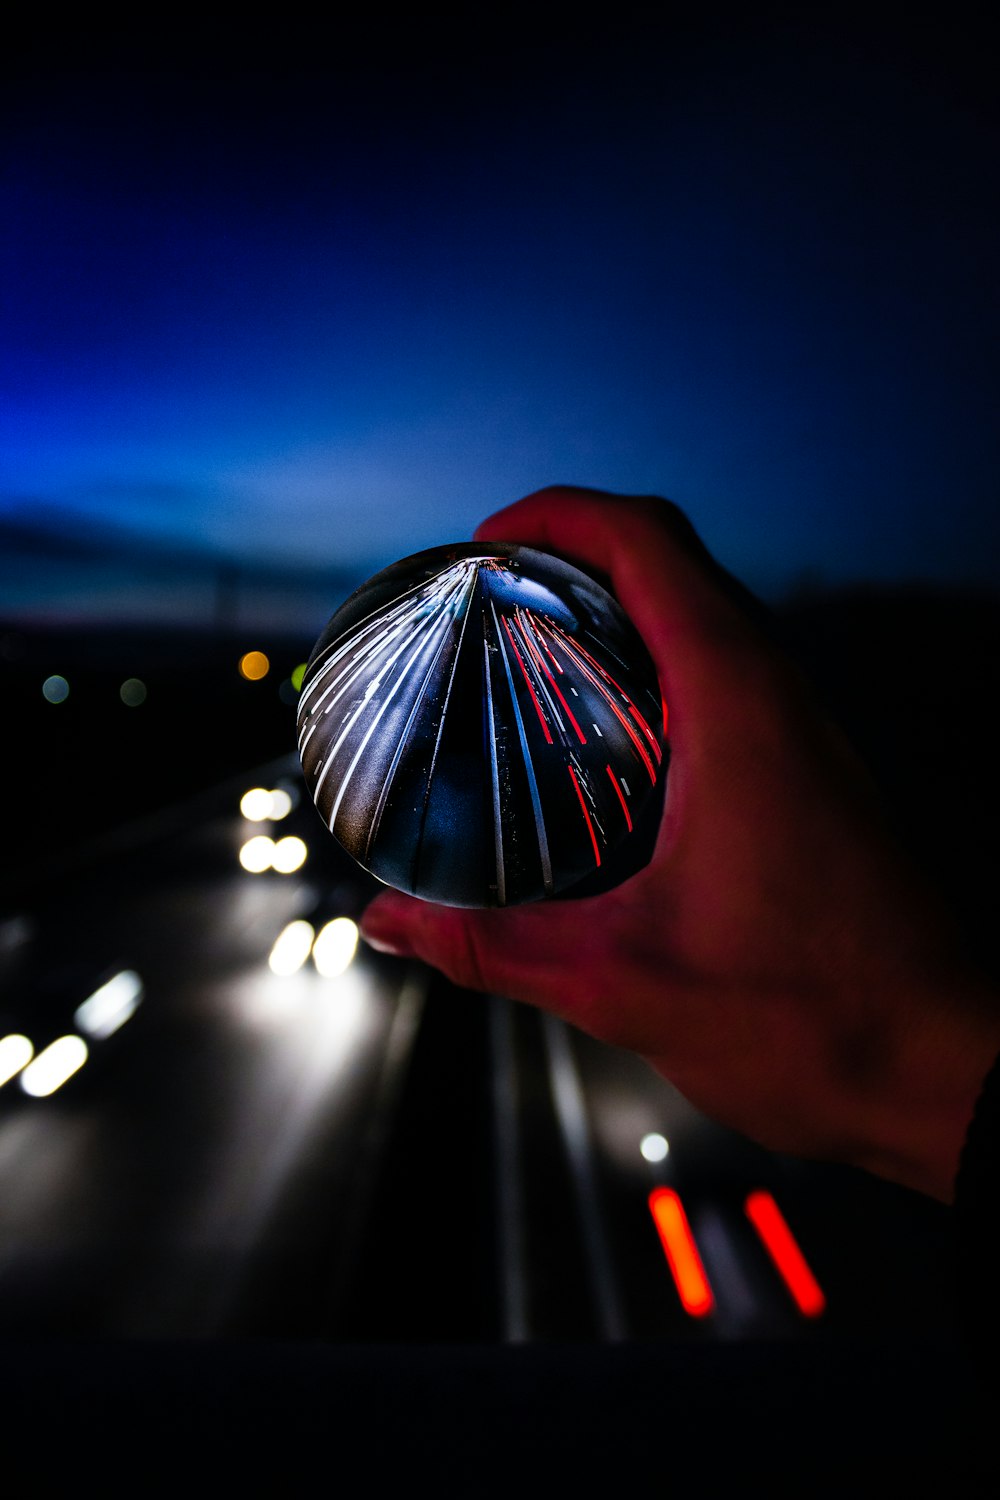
[745,1191,826,1318]
[648,1188,714,1317]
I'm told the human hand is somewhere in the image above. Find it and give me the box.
[361,487,1000,1201]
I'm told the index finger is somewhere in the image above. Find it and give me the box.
[474,487,774,711]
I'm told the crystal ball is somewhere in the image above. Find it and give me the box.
[297,542,667,907]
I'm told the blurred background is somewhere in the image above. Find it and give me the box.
[1,6,998,1484]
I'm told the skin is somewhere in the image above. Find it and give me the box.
[361,487,1000,1202]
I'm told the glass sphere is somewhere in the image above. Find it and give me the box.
[297,542,667,907]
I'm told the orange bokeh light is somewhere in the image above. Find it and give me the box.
[239,650,270,681]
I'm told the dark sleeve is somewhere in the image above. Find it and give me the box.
[953,1049,1000,1387]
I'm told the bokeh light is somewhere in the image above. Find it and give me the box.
[120,677,147,706]
[240,787,273,821]
[74,970,144,1039]
[268,920,316,976]
[239,651,270,681]
[269,788,293,820]
[0,1034,34,1089]
[240,787,294,821]
[313,917,359,978]
[20,1036,89,1097]
[272,835,307,874]
[239,835,276,872]
[640,1132,670,1163]
[42,675,69,703]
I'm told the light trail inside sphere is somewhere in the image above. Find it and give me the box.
[539,619,659,783]
[491,597,553,895]
[298,548,665,906]
[516,610,587,743]
[606,764,633,830]
[567,762,601,868]
[500,613,554,743]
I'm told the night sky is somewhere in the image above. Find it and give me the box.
[3,10,998,627]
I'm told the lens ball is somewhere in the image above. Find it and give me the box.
[297,542,667,907]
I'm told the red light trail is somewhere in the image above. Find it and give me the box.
[745,1190,826,1318]
[567,763,601,867]
[605,764,632,830]
[501,614,554,743]
[648,1187,714,1318]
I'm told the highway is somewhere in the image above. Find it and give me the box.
[0,754,982,1485]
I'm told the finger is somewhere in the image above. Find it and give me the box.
[360,886,625,1035]
[474,488,767,679]
[475,487,786,758]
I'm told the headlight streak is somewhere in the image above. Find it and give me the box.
[312,917,359,979]
[298,544,666,907]
[20,1036,89,1097]
[268,920,316,976]
[648,1186,715,1318]
[0,1034,34,1088]
[74,970,143,1039]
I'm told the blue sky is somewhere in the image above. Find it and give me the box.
[3,11,997,626]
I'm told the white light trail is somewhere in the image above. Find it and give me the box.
[269,920,316,976]
[0,1034,33,1088]
[20,1036,89,1097]
[74,970,144,1040]
[312,917,359,978]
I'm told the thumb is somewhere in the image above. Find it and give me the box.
[360,886,621,1029]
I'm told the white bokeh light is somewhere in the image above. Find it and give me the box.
[240,835,276,872]
[268,920,316,976]
[0,1034,34,1088]
[312,918,359,978]
[240,787,273,821]
[20,1036,89,1097]
[272,836,307,874]
[640,1132,670,1163]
